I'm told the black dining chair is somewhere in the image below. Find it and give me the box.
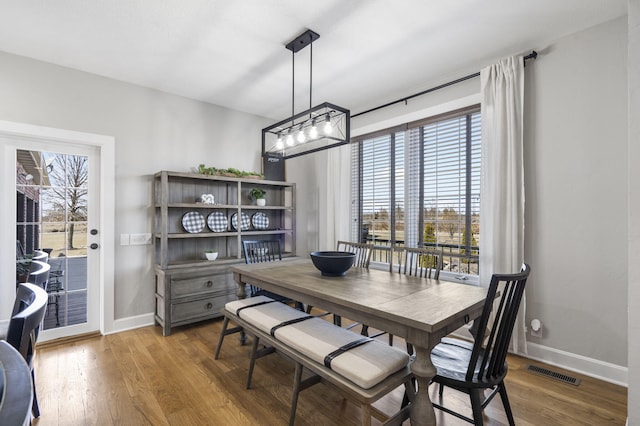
[243,239,282,266]
[322,241,373,330]
[242,240,305,310]
[4,283,49,419]
[336,240,373,269]
[386,246,443,348]
[242,240,283,297]
[428,263,531,425]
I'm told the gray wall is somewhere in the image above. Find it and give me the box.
[289,16,630,380]
[523,17,628,366]
[628,0,639,422]
[0,51,270,320]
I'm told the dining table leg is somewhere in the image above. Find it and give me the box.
[409,343,438,425]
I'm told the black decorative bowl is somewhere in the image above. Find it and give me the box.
[310,251,356,277]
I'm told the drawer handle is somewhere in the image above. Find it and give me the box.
[206,302,213,310]
[206,280,213,288]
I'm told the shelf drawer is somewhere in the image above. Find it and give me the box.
[170,294,230,323]
[170,272,232,298]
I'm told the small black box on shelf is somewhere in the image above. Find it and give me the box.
[263,153,285,181]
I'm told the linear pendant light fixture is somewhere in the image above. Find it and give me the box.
[262,29,350,160]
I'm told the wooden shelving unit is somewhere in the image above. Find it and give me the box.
[153,170,296,335]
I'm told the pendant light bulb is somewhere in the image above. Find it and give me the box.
[275,133,284,150]
[286,129,295,146]
[297,125,306,143]
[309,119,318,139]
[323,113,333,135]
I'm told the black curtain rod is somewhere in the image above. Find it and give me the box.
[352,50,538,119]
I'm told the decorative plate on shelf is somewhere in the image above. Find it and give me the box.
[231,212,251,231]
[207,211,228,232]
[251,212,269,230]
[182,211,205,233]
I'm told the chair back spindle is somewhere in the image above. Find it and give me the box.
[243,240,282,264]
[336,241,372,269]
[396,247,443,279]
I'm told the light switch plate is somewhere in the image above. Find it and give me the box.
[130,233,152,245]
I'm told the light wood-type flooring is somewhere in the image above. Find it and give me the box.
[33,317,627,425]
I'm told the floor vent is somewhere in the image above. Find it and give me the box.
[526,364,581,386]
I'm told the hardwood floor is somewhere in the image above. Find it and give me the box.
[33,318,627,425]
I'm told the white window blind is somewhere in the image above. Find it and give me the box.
[419,111,480,275]
[361,134,391,245]
[352,105,480,276]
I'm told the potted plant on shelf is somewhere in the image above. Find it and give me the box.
[249,188,266,206]
[204,250,218,261]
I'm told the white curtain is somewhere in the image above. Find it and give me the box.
[479,56,527,354]
[319,144,351,250]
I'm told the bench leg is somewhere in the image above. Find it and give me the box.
[289,363,304,426]
[247,336,260,389]
[288,364,322,426]
[246,336,276,389]
[214,317,243,360]
[214,317,230,360]
[360,404,372,426]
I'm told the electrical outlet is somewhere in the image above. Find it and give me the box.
[130,233,152,245]
[120,234,130,246]
[530,319,543,338]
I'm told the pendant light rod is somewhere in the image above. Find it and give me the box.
[309,39,313,113]
[291,49,295,125]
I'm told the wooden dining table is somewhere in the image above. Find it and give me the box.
[229,257,488,426]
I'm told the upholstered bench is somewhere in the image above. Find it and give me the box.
[214,295,304,361]
[274,316,409,390]
[219,296,414,426]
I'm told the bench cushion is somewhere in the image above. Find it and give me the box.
[225,296,309,336]
[275,317,409,389]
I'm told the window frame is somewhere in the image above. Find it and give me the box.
[351,105,480,284]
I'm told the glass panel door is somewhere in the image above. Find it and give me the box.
[16,148,98,334]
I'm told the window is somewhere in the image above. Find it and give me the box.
[351,105,480,276]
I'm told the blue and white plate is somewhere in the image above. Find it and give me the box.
[251,212,269,230]
[182,211,205,233]
[207,211,228,232]
[231,212,251,231]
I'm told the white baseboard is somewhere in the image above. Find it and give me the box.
[450,327,627,387]
[105,312,155,335]
[524,342,627,387]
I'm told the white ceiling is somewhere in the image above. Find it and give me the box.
[0,0,627,120]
